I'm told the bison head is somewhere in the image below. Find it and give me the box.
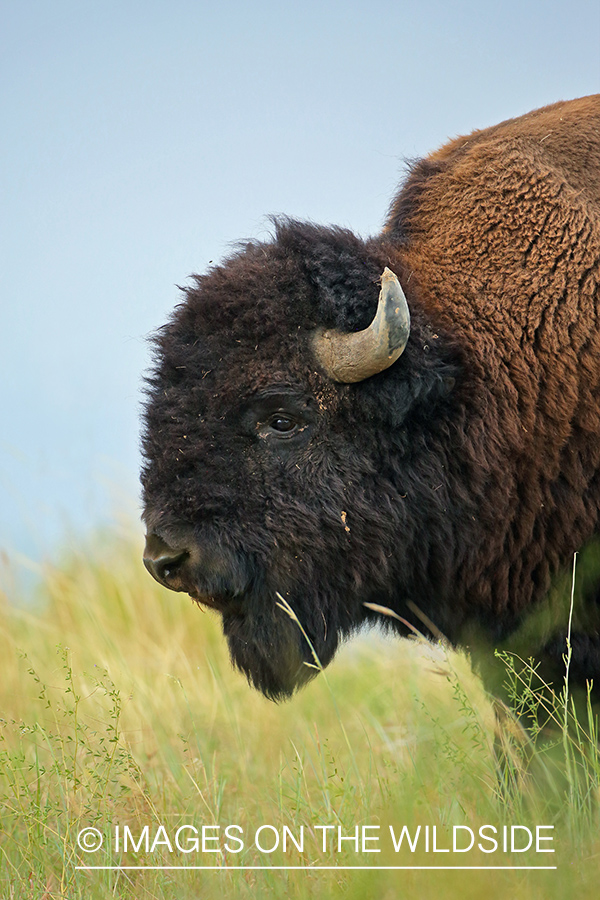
[141,219,461,699]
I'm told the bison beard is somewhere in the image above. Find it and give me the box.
[141,95,600,700]
[142,524,344,699]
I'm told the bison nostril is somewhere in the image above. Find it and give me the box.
[143,533,189,587]
[144,551,188,584]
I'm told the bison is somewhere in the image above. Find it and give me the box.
[141,95,600,700]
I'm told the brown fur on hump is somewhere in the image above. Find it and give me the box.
[430,96,600,205]
[386,95,600,619]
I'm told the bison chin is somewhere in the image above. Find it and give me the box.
[221,605,339,701]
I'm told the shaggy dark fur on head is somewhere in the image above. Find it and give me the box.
[142,95,600,700]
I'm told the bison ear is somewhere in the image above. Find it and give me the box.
[311,268,410,383]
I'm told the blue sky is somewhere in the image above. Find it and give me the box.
[1,0,599,568]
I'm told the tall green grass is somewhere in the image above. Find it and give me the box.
[1,524,599,898]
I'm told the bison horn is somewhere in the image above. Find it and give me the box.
[311,267,410,383]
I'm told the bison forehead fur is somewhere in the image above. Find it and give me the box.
[141,95,600,700]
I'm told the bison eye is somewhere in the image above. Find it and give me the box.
[248,392,314,442]
[267,414,297,434]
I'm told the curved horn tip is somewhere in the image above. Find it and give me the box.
[311,266,411,383]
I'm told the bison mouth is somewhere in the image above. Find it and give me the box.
[187,586,244,616]
[143,529,339,699]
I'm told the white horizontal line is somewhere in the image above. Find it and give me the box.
[76,865,557,871]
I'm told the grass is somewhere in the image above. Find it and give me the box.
[1,523,599,898]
